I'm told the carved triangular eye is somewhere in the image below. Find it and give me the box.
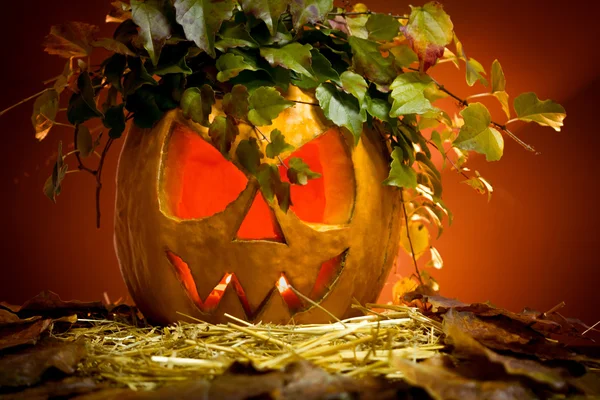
[279,128,355,224]
[163,124,248,219]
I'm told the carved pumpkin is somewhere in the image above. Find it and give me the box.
[114,86,402,325]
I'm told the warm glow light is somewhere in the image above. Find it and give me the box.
[277,275,290,292]
[225,274,232,284]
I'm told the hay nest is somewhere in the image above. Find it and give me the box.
[54,304,442,390]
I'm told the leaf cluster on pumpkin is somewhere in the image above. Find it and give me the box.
[4,0,567,292]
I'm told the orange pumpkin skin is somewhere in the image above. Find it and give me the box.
[114,86,402,325]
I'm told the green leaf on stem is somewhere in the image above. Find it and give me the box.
[316,82,364,144]
[454,103,504,161]
[389,72,437,117]
[216,53,260,82]
[266,129,294,158]
[289,0,333,30]
[366,95,391,121]
[416,152,442,198]
[490,59,510,119]
[216,22,260,52]
[223,84,250,121]
[131,0,172,65]
[180,85,215,127]
[291,49,339,89]
[238,0,288,36]
[210,115,239,157]
[455,35,488,87]
[103,104,126,139]
[348,36,396,88]
[173,0,236,58]
[152,46,193,76]
[31,90,59,141]
[44,141,69,203]
[287,157,321,185]
[76,125,94,158]
[236,137,263,174]
[389,45,419,69]
[366,13,400,41]
[384,147,417,189]
[256,163,291,212]
[92,38,136,56]
[513,92,566,132]
[402,2,454,72]
[67,72,103,125]
[340,71,368,108]
[260,43,316,79]
[248,87,294,126]
[123,57,158,96]
[103,54,127,92]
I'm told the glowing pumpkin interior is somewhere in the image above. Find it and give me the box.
[162,124,355,313]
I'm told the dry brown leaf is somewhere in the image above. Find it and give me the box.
[392,277,419,305]
[394,357,536,400]
[0,318,52,351]
[16,291,104,317]
[0,377,102,399]
[0,339,86,387]
[43,22,99,58]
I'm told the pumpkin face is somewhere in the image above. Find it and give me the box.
[114,86,402,325]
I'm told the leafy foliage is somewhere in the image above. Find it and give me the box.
[5,0,567,294]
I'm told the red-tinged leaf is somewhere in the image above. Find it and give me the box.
[43,22,99,58]
[401,2,454,72]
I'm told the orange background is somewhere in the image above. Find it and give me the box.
[0,1,598,325]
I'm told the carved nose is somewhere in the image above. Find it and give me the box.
[236,192,285,242]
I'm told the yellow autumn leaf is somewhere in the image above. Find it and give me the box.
[400,222,430,260]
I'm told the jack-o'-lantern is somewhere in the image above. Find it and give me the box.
[115,86,402,325]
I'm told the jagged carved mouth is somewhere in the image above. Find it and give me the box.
[166,250,348,320]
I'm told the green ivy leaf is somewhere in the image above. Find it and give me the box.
[31,89,59,141]
[103,54,127,92]
[223,84,250,121]
[44,141,69,203]
[345,14,369,39]
[266,129,294,158]
[131,0,172,65]
[402,2,454,72]
[287,157,322,185]
[454,103,504,161]
[239,0,288,36]
[103,104,126,139]
[256,163,291,212]
[260,43,316,79]
[389,72,437,117]
[366,13,400,41]
[216,53,260,82]
[348,37,396,88]
[152,46,193,76]
[123,57,158,96]
[76,125,94,158]
[180,85,215,127]
[291,49,339,89]
[216,22,260,52]
[173,0,236,58]
[210,115,239,157]
[366,95,391,121]
[490,59,510,118]
[67,72,103,125]
[236,137,263,174]
[248,87,294,126]
[316,82,364,144]
[465,57,488,87]
[340,71,368,108]
[514,92,566,132]
[383,147,417,189]
[389,45,419,69]
[92,38,136,57]
[416,152,442,198]
[289,0,333,31]
[126,87,165,128]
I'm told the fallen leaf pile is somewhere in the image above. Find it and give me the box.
[0,290,598,399]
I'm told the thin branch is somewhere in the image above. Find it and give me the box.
[292,100,319,106]
[73,128,97,175]
[253,125,288,169]
[0,88,51,117]
[95,138,114,228]
[427,140,470,180]
[328,11,408,20]
[426,74,538,154]
[400,189,424,286]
